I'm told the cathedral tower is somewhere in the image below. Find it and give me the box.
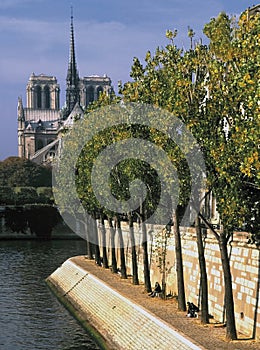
[17,73,61,160]
[17,9,114,164]
[26,73,60,110]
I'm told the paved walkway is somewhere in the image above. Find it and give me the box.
[72,256,259,350]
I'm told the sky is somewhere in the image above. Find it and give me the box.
[0,0,256,160]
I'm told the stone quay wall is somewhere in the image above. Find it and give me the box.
[47,258,203,350]
[115,223,260,340]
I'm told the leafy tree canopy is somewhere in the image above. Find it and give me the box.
[0,157,52,187]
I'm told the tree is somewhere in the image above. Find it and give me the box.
[172,208,186,310]
[119,35,199,310]
[115,214,128,279]
[14,187,39,204]
[92,212,102,266]
[119,9,259,339]
[5,206,27,233]
[108,217,118,273]
[198,11,259,339]
[140,200,152,293]
[26,204,60,239]
[0,186,53,206]
[0,157,52,187]
[195,216,209,324]
[5,204,60,239]
[153,224,173,299]
[72,105,168,286]
[0,186,15,205]
[127,211,139,285]
[99,215,109,268]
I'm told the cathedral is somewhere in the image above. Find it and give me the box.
[17,12,113,164]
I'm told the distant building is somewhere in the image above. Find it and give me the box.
[247,3,260,17]
[17,12,113,164]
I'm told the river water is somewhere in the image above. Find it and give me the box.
[0,239,101,350]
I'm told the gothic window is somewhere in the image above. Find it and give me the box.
[35,85,42,108]
[44,86,50,108]
[36,139,43,151]
[87,86,94,103]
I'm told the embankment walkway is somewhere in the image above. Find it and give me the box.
[47,256,259,350]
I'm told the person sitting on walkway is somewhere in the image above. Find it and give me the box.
[148,282,162,297]
[187,302,199,318]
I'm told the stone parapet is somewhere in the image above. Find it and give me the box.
[113,223,259,339]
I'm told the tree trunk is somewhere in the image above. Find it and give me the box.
[128,212,139,285]
[219,232,237,340]
[141,218,152,292]
[173,208,186,311]
[140,200,151,292]
[161,229,168,299]
[115,215,127,279]
[87,242,94,259]
[92,216,101,266]
[99,216,109,268]
[108,217,117,273]
[198,213,237,339]
[83,214,94,259]
[195,216,209,324]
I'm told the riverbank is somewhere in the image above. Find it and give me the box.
[47,256,259,350]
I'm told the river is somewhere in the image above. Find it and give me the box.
[0,239,101,350]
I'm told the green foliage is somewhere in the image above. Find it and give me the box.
[36,187,54,204]
[0,157,52,187]
[5,206,28,233]
[13,187,38,204]
[119,11,260,236]
[4,204,60,239]
[203,12,232,60]
[85,90,120,114]
[201,11,260,234]
[26,204,60,239]
[0,186,14,205]
[0,186,53,205]
[73,113,191,223]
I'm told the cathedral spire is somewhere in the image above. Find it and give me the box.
[66,6,80,114]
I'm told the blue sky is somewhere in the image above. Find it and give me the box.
[0,0,255,160]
